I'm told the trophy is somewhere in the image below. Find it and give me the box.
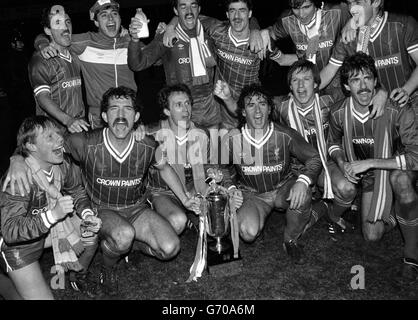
[187,169,242,282]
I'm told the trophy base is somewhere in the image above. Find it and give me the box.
[207,244,243,277]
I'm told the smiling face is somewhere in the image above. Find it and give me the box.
[347,0,375,28]
[290,68,317,107]
[45,13,72,48]
[94,7,121,38]
[344,69,377,108]
[243,94,271,130]
[102,96,140,140]
[174,0,200,30]
[30,125,65,169]
[291,0,316,25]
[164,91,192,131]
[227,1,252,34]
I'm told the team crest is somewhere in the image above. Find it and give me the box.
[274,148,280,161]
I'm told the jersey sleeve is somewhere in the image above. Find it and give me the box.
[286,126,322,186]
[404,16,418,56]
[327,108,344,158]
[199,15,226,38]
[329,38,351,67]
[63,132,87,163]
[269,10,292,41]
[396,105,418,170]
[337,2,352,28]
[28,54,52,97]
[0,187,51,244]
[128,34,167,72]
[60,157,92,216]
[69,32,91,56]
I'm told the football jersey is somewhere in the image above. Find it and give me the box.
[272,94,334,149]
[146,121,211,192]
[28,50,85,125]
[202,19,261,100]
[128,32,220,128]
[330,13,418,93]
[328,98,418,169]
[64,129,158,210]
[270,2,351,71]
[223,122,322,193]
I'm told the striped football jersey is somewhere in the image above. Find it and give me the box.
[64,128,158,210]
[223,122,322,193]
[328,99,418,169]
[28,50,85,126]
[270,2,351,71]
[330,13,418,93]
[272,94,334,150]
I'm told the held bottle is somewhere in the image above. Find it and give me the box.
[135,8,149,38]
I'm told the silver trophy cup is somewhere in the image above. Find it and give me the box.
[206,190,230,254]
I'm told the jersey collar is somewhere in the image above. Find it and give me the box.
[242,122,274,149]
[228,27,249,47]
[103,128,135,164]
[370,12,388,43]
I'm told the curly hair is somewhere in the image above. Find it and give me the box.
[237,84,274,126]
[157,84,193,120]
[100,86,139,114]
[340,52,379,93]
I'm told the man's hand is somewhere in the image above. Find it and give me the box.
[286,181,309,210]
[390,87,410,107]
[133,124,146,141]
[40,44,59,59]
[82,214,102,233]
[129,17,145,40]
[350,159,373,176]
[52,195,74,221]
[343,162,360,184]
[120,25,129,37]
[182,195,201,214]
[249,29,265,60]
[163,24,178,47]
[260,29,272,53]
[214,80,232,101]
[369,88,388,119]
[67,118,90,133]
[341,18,357,44]
[228,188,243,211]
[2,156,32,196]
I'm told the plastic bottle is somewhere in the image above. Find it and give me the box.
[135,8,149,38]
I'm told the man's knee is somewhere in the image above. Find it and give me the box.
[390,170,416,198]
[239,221,260,242]
[362,221,384,242]
[159,237,180,260]
[168,211,187,235]
[105,224,135,254]
[334,179,357,201]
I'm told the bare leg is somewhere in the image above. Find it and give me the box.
[8,261,53,300]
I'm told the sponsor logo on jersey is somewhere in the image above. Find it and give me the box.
[177,43,185,50]
[178,57,191,64]
[217,49,256,65]
[296,40,333,51]
[374,53,401,69]
[304,123,328,136]
[61,78,82,89]
[352,137,374,145]
[241,163,284,175]
[96,178,142,187]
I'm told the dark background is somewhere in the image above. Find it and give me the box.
[0,0,418,172]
